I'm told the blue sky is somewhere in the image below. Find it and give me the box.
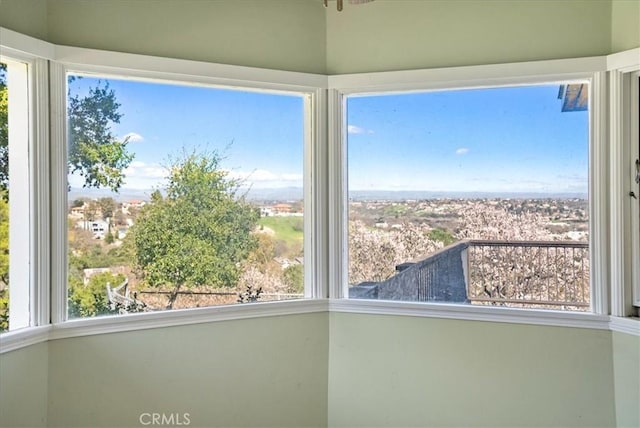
[68,76,305,191]
[68,76,589,196]
[348,85,589,195]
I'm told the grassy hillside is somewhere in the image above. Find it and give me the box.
[258,216,303,257]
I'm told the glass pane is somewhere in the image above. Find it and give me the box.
[0,62,8,331]
[347,84,590,311]
[67,75,305,318]
[0,59,31,331]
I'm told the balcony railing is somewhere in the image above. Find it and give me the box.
[349,239,590,311]
[466,240,589,310]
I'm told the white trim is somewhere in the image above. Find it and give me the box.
[0,325,51,354]
[329,57,605,94]
[329,299,611,330]
[31,58,50,327]
[305,89,329,299]
[4,304,639,354]
[55,45,328,94]
[630,72,640,308]
[0,28,55,60]
[48,299,328,341]
[609,316,640,336]
[607,48,640,73]
[7,58,31,330]
[327,89,346,299]
[49,62,67,324]
[591,71,610,315]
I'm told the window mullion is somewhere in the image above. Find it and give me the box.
[49,61,68,324]
[328,88,346,299]
[31,57,51,327]
[590,71,610,315]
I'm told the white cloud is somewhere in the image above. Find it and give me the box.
[229,169,303,188]
[118,161,168,189]
[455,148,469,155]
[348,124,374,135]
[122,132,144,143]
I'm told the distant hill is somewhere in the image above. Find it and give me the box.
[68,186,586,204]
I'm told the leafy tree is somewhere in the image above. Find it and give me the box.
[97,197,116,221]
[68,79,133,191]
[0,72,133,193]
[0,194,7,331]
[68,271,124,318]
[283,264,303,294]
[132,150,259,309]
[71,198,85,208]
[0,64,7,194]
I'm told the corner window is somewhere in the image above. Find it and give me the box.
[346,83,591,311]
[0,58,31,332]
[66,74,306,318]
[631,71,640,310]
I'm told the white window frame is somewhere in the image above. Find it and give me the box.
[608,48,640,317]
[49,47,330,327]
[328,57,611,320]
[2,25,638,354]
[0,48,50,333]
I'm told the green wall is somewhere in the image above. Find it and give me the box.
[46,313,328,428]
[612,0,640,52]
[326,0,612,74]
[0,342,48,427]
[0,0,47,41]
[612,332,640,428]
[45,0,327,74]
[328,313,617,428]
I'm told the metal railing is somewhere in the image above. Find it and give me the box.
[350,239,590,311]
[466,240,590,310]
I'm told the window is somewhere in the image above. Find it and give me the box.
[0,57,31,332]
[65,74,307,319]
[345,83,592,311]
[631,71,640,310]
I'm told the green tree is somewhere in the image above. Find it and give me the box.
[97,197,116,221]
[68,79,133,191]
[283,264,303,294]
[0,193,8,331]
[68,271,124,318]
[0,72,133,193]
[0,64,7,194]
[132,150,259,309]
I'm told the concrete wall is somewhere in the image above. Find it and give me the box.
[328,313,617,428]
[0,342,48,427]
[47,313,328,428]
[326,0,612,74]
[611,0,640,52]
[612,332,640,428]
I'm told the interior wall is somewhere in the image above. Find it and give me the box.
[612,332,640,428]
[611,0,640,52]
[328,313,617,428]
[0,0,48,41]
[325,0,612,74]
[47,313,328,428]
[0,342,48,427]
[45,0,327,74]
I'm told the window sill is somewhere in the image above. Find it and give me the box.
[2,299,637,355]
[609,316,640,336]
[330,298,612,331]
[0,325,52,354]
[1,299,328,354]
